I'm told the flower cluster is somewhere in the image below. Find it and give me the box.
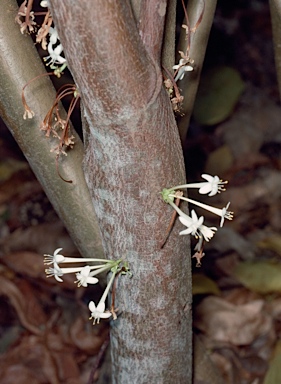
[161,174,233,264]
[16,0,67,76]
[38,1,67,74]
[19,0,76,160]
[44,248,130,324]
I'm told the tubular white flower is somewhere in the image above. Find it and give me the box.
[45,264,110,283]
[44,248,112,266]
[173,59,193,81]
[170,174,227,196]
[178,211,217,240]
[88,272,116,325]
[198,174,227,196]
[44,43,66,66]
[198,224,217,241]
[168,200,217,240]
[179,210,204,237]
[45,263,63,282]
[88,302,112,325]
[169,195,233,227]
[44,247,64,265]
[220,202,232,227]
[75,266,99,287]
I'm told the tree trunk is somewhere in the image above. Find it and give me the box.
[51,1,192,382]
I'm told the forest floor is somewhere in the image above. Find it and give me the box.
[1,0,281,383]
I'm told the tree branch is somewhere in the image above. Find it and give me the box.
[138,0,167,64]
[50,0,161,124]
[0,0,104,259]
[161,0,177,72]
[50,1,192,382]
[177,0,217,142]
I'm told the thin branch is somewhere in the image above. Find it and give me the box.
[138,0,168,64]
[161,0,177,72]
[0,0,104,259]
[177,0,217,142]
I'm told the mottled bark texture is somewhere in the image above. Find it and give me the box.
[0,0,103,259]
[51,1,192,383]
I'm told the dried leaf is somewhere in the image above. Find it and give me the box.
[194,296,272,345]
[204,145,233,176]
[1,251,45,279]
[69,316,107,353]
[193,66,245,126]
[0,364,41,384]
[0,276,44,334]
[0,335,61,384]
[0,159,28,182]
[258,235,281,256]
[192,274,221,295]
[1,222,76,255]
[263,341,281,384]
[233,261,281,294]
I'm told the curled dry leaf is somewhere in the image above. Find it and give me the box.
[0,364,40,384]
[0,276,44,335]
[1,222,76,255]
[194,296,272,346]
[1,251,45,279]
[69,316,108,354]
[0,334,61,384]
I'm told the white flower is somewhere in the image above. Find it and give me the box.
[173,59,193,81]
[45,263,64,282]
[198,224,217,241]
[171,174,228,196]
[88,271,116,325]
[75,266,99,287]
[179,210,204,237]
[198,174,227,196]
[45,263,117,284]
[44,43,66,66]
[178,210,217,240]
[88,302,112,324]
[220,202,232,227]
[169,195,233,228]
[44,248,112,266]
[44,247,64,265]
[40,0,50,7]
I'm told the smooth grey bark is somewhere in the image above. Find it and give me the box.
[50,1,192,383]
[269,0,281,101]
[0,0,103,258]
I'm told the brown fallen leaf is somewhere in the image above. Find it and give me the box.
[69,316,108,354]
[1,251,45,279]
[194,296,272,345]
[0,276,44,335]
[1,222,77,255]
[0,334,61,384]
[0,364,41,384]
